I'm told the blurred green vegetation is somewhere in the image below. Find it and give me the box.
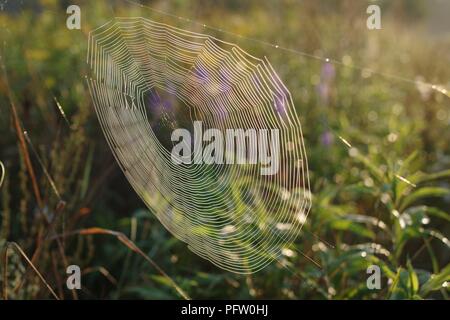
[0,0,449,299]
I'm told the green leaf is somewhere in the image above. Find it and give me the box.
[405,206,450,223]
[398,151,420,177]
[407,259,419,295]
[425,207,450,222]
[415,169,450,184]
[80,143,95,199]
[420,264,450,296]
[342,183,376,196]
[399,187,450,211]
[388,268,404,299]
[329,219,375,239]
[352,151,385,183]
[420,229,450,248]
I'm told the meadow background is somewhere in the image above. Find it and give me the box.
[0,0,449,299]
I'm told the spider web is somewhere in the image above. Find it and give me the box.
[87,17,311,273]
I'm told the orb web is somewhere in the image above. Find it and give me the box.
[87,17,311,273]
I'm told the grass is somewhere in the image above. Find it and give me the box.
[0,0,449,299]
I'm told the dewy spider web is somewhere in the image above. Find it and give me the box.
[87,17,311,273]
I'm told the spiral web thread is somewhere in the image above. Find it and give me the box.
[87,17,311,273]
